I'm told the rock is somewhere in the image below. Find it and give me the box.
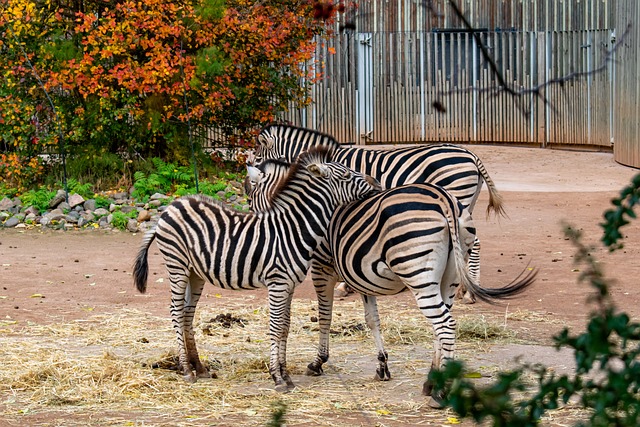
[126,218,138,232]
[57,202,71,212]
[107,214,113,224]
[109,203,117,212]
[81,212,95,222]
[113,192,128,200]
[98,216,110,227]
[77,217,87,227]
[68,193,85,209]
[8,206,20,214]
[93,208,109,217]
[137,210,151,222]
[227,194,237,202]
[150,193,169,201]
[121,206,136,214]
[0,197,14,211]
[45,209,65,222]
[24,206,39,216]
[83,199,97,211]
[3,217,20,228]
[39,216,51,227]
[49,190,67,208]
[65,212,80,223]
[148,200,162,208]
[25,213,37,223]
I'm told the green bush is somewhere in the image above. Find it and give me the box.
[110,210,138,230]
[430,173,640,427]
[19,187,55,213]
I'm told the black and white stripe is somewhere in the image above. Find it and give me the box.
[133,148,380,391]
[255,124,504,301]
[246,159,535,407]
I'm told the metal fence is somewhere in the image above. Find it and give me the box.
[279,28,615,149]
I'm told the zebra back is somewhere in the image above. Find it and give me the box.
[255,124,504,217]
[134,147,380,292]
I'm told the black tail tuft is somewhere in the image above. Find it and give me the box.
[133,229,156,294]
[465,266,537,305]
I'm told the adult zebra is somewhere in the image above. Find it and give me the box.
[133,148,381,391]
[254,124,504,303]
[246,159,535,408]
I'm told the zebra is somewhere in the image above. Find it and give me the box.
[246,159,535,408]
[132,147,381,392]
[253,124,505,303]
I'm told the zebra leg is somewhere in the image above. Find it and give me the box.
[411,290,456,408]
[362,295,390,381]
[456,236,480,304]
[184,273,211,379]
[268,285,296,392]
[168,270,198,382]
[307,265,338,376]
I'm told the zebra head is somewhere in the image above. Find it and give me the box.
[245,159,290,212]
[255,124,341,164]
[263,146,381,212]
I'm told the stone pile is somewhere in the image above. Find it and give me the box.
[0,182,249,232]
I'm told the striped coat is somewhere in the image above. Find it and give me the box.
[133,148,380,391]
[254,124,505,302]
[246,159,535,407]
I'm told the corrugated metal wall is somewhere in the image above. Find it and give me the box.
[282,27,614,148]
[613,1,640,168]
[280,0,618,148]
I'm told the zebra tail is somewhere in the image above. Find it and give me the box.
[133,228,157,294]
[448,205,535,305]
[475,156,507,219]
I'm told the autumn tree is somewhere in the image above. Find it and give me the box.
[1,0,338,188]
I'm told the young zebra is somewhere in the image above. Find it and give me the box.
[246,160,536,408]
[132,148,381,392]
[254,124,504,303]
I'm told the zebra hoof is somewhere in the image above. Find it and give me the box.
[197,371,215,379]
[462,292,476,304]
[427,395,445,409]
[334,282,353,298]
[374,369,391,381]
[274,382,293,393]
[183,373,197,383]
[306,364,324,376]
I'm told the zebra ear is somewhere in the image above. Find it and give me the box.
[307,163,329,178]
[247,165,262,183]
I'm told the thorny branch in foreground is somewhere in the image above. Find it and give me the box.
[426,0,631,115]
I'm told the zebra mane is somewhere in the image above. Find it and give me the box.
[183,193,249,216]
[256,157,292,173]
[269,146,331,204]
[259,123,341,152]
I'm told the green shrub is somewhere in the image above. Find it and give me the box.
[110,210,138,230]
[430,173,640,427]
[19,187,56,213]
[132,157,195,201]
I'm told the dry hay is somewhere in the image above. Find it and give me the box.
[0,295,545,426]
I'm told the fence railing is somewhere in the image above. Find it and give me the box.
[279,29,615,148]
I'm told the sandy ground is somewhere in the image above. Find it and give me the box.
[0,144,638,426]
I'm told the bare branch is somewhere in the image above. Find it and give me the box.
[432,0,631,115]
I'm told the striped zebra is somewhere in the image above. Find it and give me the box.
[246,159,535,408]
[132,147,381,392]
[254,124,504,303]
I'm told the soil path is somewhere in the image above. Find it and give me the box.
[1,144,638,426]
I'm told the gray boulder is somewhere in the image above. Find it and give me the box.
[0,197,14,211]
[49,190,67,208]
[3,217,20,228]
[68,193,85,209]
[83,199,97,211]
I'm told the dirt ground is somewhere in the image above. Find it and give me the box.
[1,144,639,426]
